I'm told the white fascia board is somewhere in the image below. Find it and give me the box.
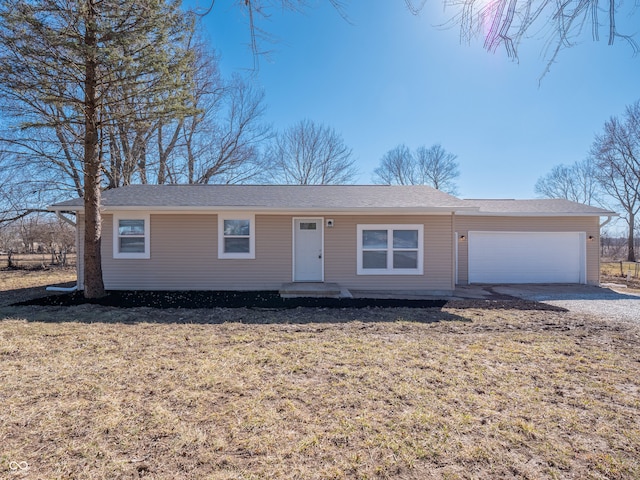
[51,205,479,215]
[96,206,477,215]
[47,205,82,212]
[456,211,616,217]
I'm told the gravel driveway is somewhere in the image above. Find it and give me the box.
[493,284,640,323]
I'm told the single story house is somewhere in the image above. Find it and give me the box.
[49,184,615,295]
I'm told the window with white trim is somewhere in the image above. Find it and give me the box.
[357,224,423,275]
[218,213,255,259]
[113,213,150,259]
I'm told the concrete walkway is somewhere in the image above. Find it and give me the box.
[279,281,640,322]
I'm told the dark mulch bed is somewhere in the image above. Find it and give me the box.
[11,290,566,312]
[12,290,447,309]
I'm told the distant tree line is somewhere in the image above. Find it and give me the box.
[535,100,640,262]
[0,216,75,256]
[600,231,640,261]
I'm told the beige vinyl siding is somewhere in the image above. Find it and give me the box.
[455,216,601,285]
[102,214,292,290]
[324,215,454,292]
[94,212,454,292]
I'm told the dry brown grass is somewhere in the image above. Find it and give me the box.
[0,267,76,306]
[601,262,640,293]
[601,261,640,277]
[1,271,640,479]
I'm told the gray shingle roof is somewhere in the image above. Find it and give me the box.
[462,198,616,216]
[49,185,617,216]
[50,184,472,212]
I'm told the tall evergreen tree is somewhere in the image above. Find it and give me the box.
[0,0,195,297]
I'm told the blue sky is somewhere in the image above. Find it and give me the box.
[190,0,639,199]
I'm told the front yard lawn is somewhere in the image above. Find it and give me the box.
[1,269,639,479]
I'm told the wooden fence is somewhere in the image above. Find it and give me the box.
[0,252,76,269]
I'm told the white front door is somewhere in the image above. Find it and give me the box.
[293,218,323,282]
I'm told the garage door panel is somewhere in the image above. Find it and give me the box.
[468,231,585,284]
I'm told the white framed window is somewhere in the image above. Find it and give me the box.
[357,224,423,275]
[218,213,255,259]
[113,213,150,259]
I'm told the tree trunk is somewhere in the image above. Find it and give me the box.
[83,0,105,299]
[628,212,636,262]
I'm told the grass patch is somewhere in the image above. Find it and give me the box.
[601,261,640,277]
[1,270,640,479]
[0,267,76,306]
[601,261,640,292]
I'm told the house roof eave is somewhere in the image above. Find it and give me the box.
[51,205,479,215]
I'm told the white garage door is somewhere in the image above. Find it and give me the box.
[468,231,586,284]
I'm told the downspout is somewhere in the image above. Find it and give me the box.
[599,215,613,229]
[46,284,78,292]
[451,212,456,292]
[48,210,79,292]
[596,215,614,287]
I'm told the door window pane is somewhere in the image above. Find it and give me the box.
[300,222,317,230]
[393,230,418,249]
[362,230,387,249]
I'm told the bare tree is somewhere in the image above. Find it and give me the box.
[591,100,640,262]
[200,1,351,61]
[372,145,414,186]
[214,1,637,80]
[534,158,602,205]
[0,151,52,224]
[0,223,15,252]
[419,0,639,77]
[265,119,357,184]
[373,143,460,194]
[146,38,270,186]
[414,144,459,195]
[185,75,271,184]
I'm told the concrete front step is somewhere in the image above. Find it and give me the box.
[279,282,352,299]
